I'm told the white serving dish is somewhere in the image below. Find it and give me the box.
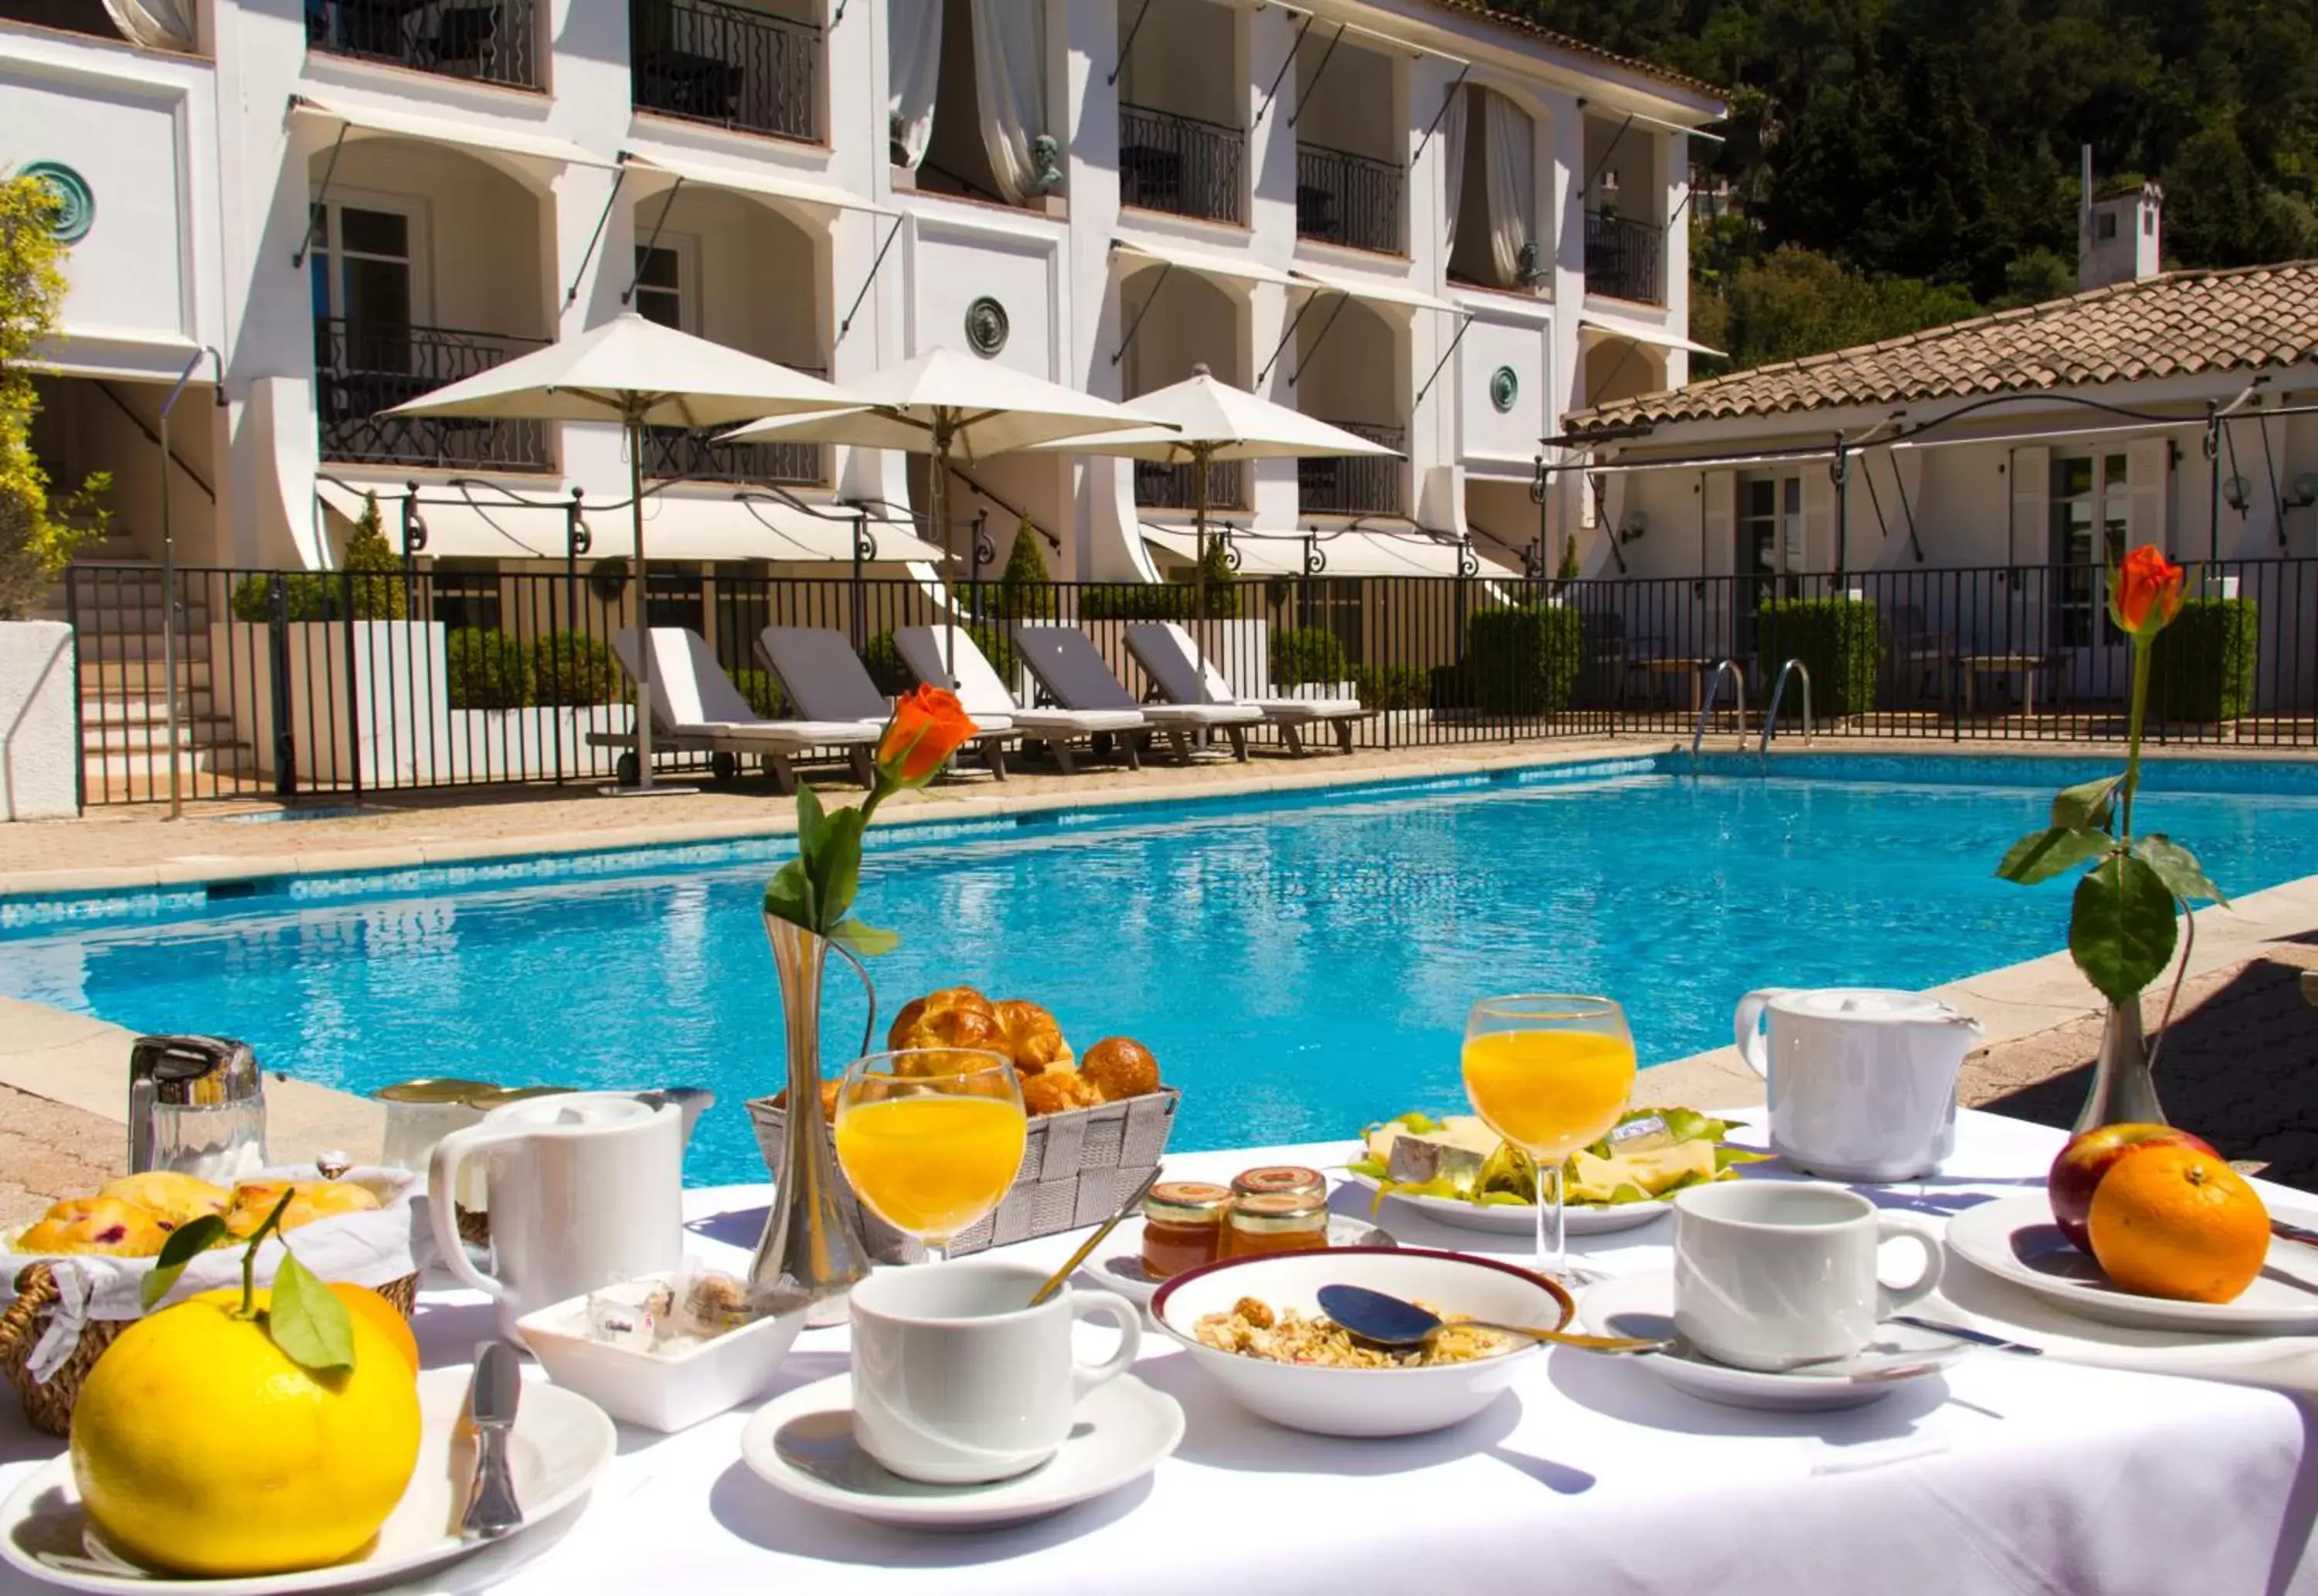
[516,1275,806,1433]
[1149,1246,1565,1438]
[1337,1169,1668,1234]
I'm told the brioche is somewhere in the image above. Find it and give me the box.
[1020,1068,1105,1117]
[1080,1037,1161,1102]
[887,986,1006,1055]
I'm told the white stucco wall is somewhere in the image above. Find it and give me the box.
[0,620,78,821]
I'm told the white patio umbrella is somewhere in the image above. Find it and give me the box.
[720,349,1171,650]
[382,311,863,790]
[1021,365,1400,622]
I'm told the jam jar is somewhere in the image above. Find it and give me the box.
[1140,1181,1233,1280]
[1230,1165,1326,1200]
[1225,1190,1331,1258]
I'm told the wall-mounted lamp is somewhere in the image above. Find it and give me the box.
[1617,513,1647,545]
[2223,475,2252,513]
[2286,472,2318,511]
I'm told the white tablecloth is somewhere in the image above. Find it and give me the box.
[6,1108,2318,1596]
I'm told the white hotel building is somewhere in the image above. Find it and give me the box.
[4,0,1722,589]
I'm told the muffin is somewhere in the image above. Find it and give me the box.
[17,1196,175,1258]
[101,1171,231,1227]
[223,1180,382,1238]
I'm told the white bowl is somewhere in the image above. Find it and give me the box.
[1150,1246,1567,1438]
[517,1277,805,1433]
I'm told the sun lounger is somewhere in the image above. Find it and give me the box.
[605,627,879,793]
[1013,625,1260,764]
[1123,622,1365,756]
[757,625,1014,779]
[893,626,1145,775]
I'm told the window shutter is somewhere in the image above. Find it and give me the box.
[2010,446,2050,568]
[2126,437,2171,554]
[1801,468,1834,573]
[1701,470,1735,576]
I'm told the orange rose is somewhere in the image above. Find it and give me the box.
[875,684,977,787]
[2109,545,2185,639]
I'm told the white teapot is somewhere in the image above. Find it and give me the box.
[1734,988,1984,1181]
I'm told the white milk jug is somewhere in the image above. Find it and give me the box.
[1733,988,1983,1181]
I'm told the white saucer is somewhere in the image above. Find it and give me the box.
[1945,1191,2318,1336]
[1580,1269,1967,1411]
[1084,1214,1397,1305]
[0,1367,614,1594]
[738,1373,1183,1531]
[1339,1170,1667,1235]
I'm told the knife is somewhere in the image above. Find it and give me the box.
[457,1341,523,1540]
[1888,1314,2044,1356]
[2274,1218,2318,1250]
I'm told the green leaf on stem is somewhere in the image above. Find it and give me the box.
[763,857,815,929]
[1995,827,2114,885]
[794,783,827,861]
[828,917,899,957]
[138,1214,229,1311]
[2051,775,2124,833]
[265,1248,355,1372]
[2135,834,2231,907]
[812,808,868,932]
[2069,852,2180,1003]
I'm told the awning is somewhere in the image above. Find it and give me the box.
[1290,267,1463,315]
[1140,523,1522,579]
[620,149,896,218]
[316,481,943,564]
[288,93,615,172]
[1578,314,1724,358]
[1112,234,1298,288]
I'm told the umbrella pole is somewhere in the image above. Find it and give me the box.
[1194,450,1208,636]
[629,412,654,791]
[937,419,959,681]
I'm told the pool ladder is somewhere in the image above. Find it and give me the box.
[1759,658,1813,759]
[1688,660,1747,762]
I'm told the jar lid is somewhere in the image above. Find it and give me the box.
[1145,1181,1233,1226]
[466,1085,577,1109]
[373,1078,500,1105]
[1231,1164,1324,1198]
[1230,1190,1329,1234]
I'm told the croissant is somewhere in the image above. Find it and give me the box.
[1079,1037,1161,1102]
[771,1078,844,1121]
[1021,1068,1105,1116]
[994,999,1073,1075]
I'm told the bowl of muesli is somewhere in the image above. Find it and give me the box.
[1149,1247,1569,1437]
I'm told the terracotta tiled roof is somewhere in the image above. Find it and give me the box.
[1422,1,1727,103]
[1565,260,2318,436]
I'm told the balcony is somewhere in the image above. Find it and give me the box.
[1585,210,1661,304]
[314,318,552,471]
[1297,421,1403,516]
[1134,457,1247,511]
[304,0,540,89]
[1119,104,1244,226]
[1296,142,1402,255]
[642,428,825,487]
[629,0,819,143]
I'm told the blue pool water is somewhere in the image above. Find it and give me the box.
[5,754,2317,1186]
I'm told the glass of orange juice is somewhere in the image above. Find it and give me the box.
[834,1048,1028,1265]
[1462,995,1637,1285]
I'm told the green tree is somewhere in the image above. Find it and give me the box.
[1708,246,1980,372]
[342,492,408,620]
[0,172,110,620]
[995,514,1052,619]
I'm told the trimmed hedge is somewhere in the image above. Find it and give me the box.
[1466,603,1584,715]
[729,667,789,719]
[2150,597,2259,722]
[1755,596,1881,718]
[1351,662,1429,712]
[860,631,914,695]
[1079,583,1196,621]
[531,632,615,707]
[446,629,531,710]
[1271,627,1348,688]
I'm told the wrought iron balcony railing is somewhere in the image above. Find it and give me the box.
[1585,209,1662,304]
[641,429,826,487]
[1134,457,1248,511]
[314,318,552,471]
[305,0,539,88]
[629,0,820,143]
[1295,141,1402,254]
[1297,421,1404,516]
[1119,103,1245,225]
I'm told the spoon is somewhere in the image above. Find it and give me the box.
[1317,1283,1671,1357]
[1028,1166,1163,1307]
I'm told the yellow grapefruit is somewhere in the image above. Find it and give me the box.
[70,1287,421,1577]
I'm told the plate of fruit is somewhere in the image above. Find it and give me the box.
[1943,1124,2318,1335]
[1341,1109,1766,1236]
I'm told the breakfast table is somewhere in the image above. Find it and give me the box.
[5,1105,2317,1596]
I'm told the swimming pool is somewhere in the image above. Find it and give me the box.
[6,752,2317,1185]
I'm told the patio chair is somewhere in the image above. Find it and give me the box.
[1123,622,1363,756]
[605,627,879,793]
[893,626,1145,775]
[1013,625,1262,764]
[757,626,1015,779]
[1886,604,1956,706]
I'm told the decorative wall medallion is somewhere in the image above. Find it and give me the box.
[1489,365,1519,413]
[19,162,93,243]
[964,296,1010,357]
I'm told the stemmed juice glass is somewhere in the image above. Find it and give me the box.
[1462,995,1637,1285]
[834,1048,1028,1265]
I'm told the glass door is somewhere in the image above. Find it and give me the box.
[2049,453,2129,699]
[1735,474,1802,663]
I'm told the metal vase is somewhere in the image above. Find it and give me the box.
[747,914,875,1323]
[2073,998,2168,1132]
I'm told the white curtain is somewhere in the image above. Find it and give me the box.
[1440,84,1470,254]
[972,0,1052,204]
[102,0,196,49]
[1482,89,1536,287]
[889,0,943,171]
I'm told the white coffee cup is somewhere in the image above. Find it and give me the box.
[848,1262,1141,1485]
[1671,1180,1942,1372]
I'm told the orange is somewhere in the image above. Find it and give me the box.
[2088,1143,2270,1304]
[330,1281,420,1372]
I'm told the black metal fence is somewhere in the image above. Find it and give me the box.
[628,0,820,141]
[1584,209,1661,304]
[1120,104,1245,224]
[314,319,552,473]
[1297,423,1405,516]
[1296,142,1402,254]
[306,0,540,87]
[58,559,2318,805]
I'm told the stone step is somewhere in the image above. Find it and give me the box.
[83,745,260,779]
[79,691,221,720]
[81,720,246,756]
[74,631,214,663]
[81,657,211,691]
